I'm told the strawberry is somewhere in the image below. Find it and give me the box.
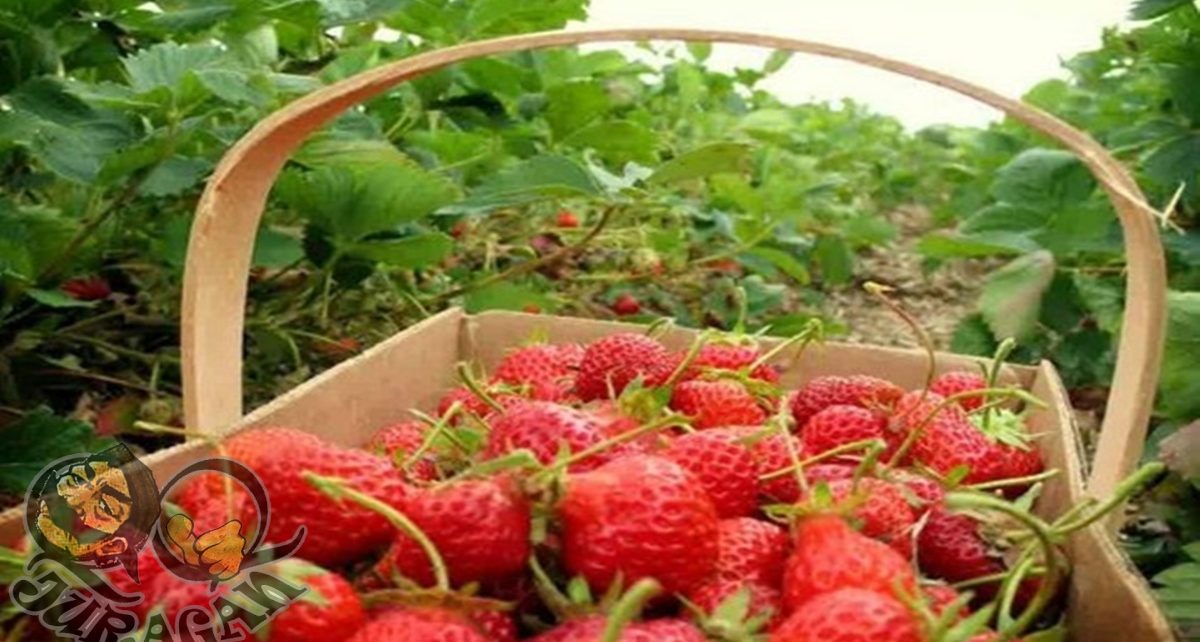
[681,343,780,384]
[263,559,366,642]
[174,427,326,513]
[771,588,923,642]
[469,609,518,642]
[587,401,666,452]
[916,505,1002,586]
[923,583,968,621]
[61,276,112,301]
[366,420,438,482]
[800,405,887,457]
[561,454,719,595]
[436,386,525,422]
[575,333,673,401]
[557,210,582,228]
[742,430,853,504]
[373,476,530,587]
[103,548,164,619]
[790,376,903,428]
[889,469,946,506]
[345,607,490,642]
[145,572,249,639]
[612,293,641,316]
[670,380,766,430]
[529,616,707,642]
[664,430,759,517]
[493,343,583,402]
[804,478,916,558]
[711,517,789,585]
[931,370,988,411]
[782,515,917,611]
[483,402,618,472]
[688,578,783,631]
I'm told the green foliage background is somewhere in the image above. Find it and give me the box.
[1,0,1199,634]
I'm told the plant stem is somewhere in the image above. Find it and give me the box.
[759,438,883,481]
[864,281,936,392]
[600,579,662,642]
[1050,462,1166,535]
[886,387,1045,467]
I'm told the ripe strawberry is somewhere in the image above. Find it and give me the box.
[483,402,618,471]
[530,616,707,642]
[576,333,673,401]
[688,578,783,630]
[612,293,641,316]
[888,469,946,506]
[782,515,917,611]
[561,455,719,595]
[374,477,530,587]
[931,370,988,411]
[366,420,438,482]
[923,583,968,621]
[469,609,518,642]
[556,210,581,228]
[61,276,112,301]
[681,343,780,384]
[671,380,766,430]
[493,343,583,402]
[711,517,789,585]
[804,478,916,558]
[345,607,490,642]
[790,376,904,428]
[664,430,759,517]
[587,401,666,452]
[436,386,525,422]
[800,405,887,457]
[103,548,164,619]
[771,588,923,642]
[146,572,248,639]
[741,430,853,504]
[916,505,1001,586]
[265,559,366,642]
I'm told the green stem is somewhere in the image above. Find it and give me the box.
[456,362,504,413]
[967,469,1060,492]
[541,414,685,476]
[600,579,662,642]
[304,472,450,591]
[661,331,712,388]
[746,319,823,376]
[886,387,1045,467]
[1050,462,1166,536]
[759,438,884,481]
[983,338,1018,431]
[864,281,936,392]
[951,567,1045,591]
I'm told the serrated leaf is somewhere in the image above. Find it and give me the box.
[195,68,272,105]
[562,120,658,166]
[1160,291,1200,421]
[464,282,556,313]
[445,155,600,214]
[978,250,1056,341]
[1129,0,1195,19]
[745,246,810,284]
[649,142,751,184]
[1072,274,1123,333]
[545,81,610,140]
[0,409,114,494]
[27,288,98,308]
[7,77,95,127]
[295,134,410,168]
[961,203,1051,235]
[951,315,998,356]
[464,0,586,36]
[253,228,304,268]
[687,42,712,62]
[139,156,211,196]
[123,43,223,94]
[148,0,235,30]
[992,148,1095,210]
[30,115,141,184]
[349,232,453,268]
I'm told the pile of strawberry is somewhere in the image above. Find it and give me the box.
[86,330,1113,641]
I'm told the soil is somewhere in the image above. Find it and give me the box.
[826,205,995,349]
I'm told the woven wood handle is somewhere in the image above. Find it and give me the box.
[183,28,1167,496]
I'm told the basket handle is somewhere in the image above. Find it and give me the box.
[183,28,1166,497]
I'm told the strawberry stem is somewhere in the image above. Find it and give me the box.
[1050,462,1165,536]
[456,362,504,413]
[528,554,578,620]
[864,281,936,393]
[644,317,675,340]
[745,318,824,377]
[131,420,215,442]
[773,408,809,495]
[410,408,473,454]
[951,567,1046,591]
[540,414,686,476]
[759,438,884,481]
[886,387,1046,467]
[401,402,461,479]
[304,472,450,592]
[966,469,1060,492]
[661,331,713,388]
[981,338,1018,431]
[600,578,662,642]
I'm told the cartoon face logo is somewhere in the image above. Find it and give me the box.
[25,444,160,583]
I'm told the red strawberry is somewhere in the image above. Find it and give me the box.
[682,343,780,384]
[889,469,946,506]
[587,401,665,452]
[493,343,583,402]
[742,431,854,504]
[530,616,707,642]
[931,370,988,411]
[576,333,673,401]
[61,276,111,301]
[264,559,366,642]
[916,505,1001,586]
[782,515,917,611]
[561,455,719,595]
[469,609,518,642]
[374,477,530,587]
[671,380,766,430]
[771,588,923,642]
[689,578,783,630]
[790,376,903,428]
[800,405,887,457]
[483,402,616,472]
[556,210,581,228]
[664,430,759,517]
[711,517,789,585]
[146,573,248,638]
[923,583,968,621]
[612,293,641,316]
[366,420,438,482]
[103,548,164,619]
[345,607,489,642]
[436,386,524,422]
[804,478,916,558]
[178,431,413,568]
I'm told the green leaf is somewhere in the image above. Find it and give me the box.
[1144,134,1200,203]
[295,134,410,168]
[1129,0,1195,19]
[978,250,1056,341]
[562,120,659,165]
[991,148,1095,210]
[148,0,235,30]
[446,155,600,214]
[545,81,611,140]
[194,68,272,105]
[0,206,78,277]
[464,0,587,36]
[961,203,1051,235]
[139,156,211,197]
[1160,290,1200,421]
[951,314,998,356]
[649,142,751,184]
[464,282,556,313]
[1072,273,1123,333]
[812,235,854,285]
[349,233,453,268]
[686,42,712,62]
[7,77,95,127]
[253,228,304,268]
[317,0,410,26]
[744,246,810,284]
[26,288,98,308]
[763,50,793,74]
[0,409,114,494]
[122,42,222,94]
[917,232,1038,259]
[29,115,141,184]
[1168,63,1200,125]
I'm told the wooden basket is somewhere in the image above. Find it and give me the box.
[3,30,1175,640]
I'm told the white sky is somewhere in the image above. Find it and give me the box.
[571,0,1134,128]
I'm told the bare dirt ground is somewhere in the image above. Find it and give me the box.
[826,205,994,349]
